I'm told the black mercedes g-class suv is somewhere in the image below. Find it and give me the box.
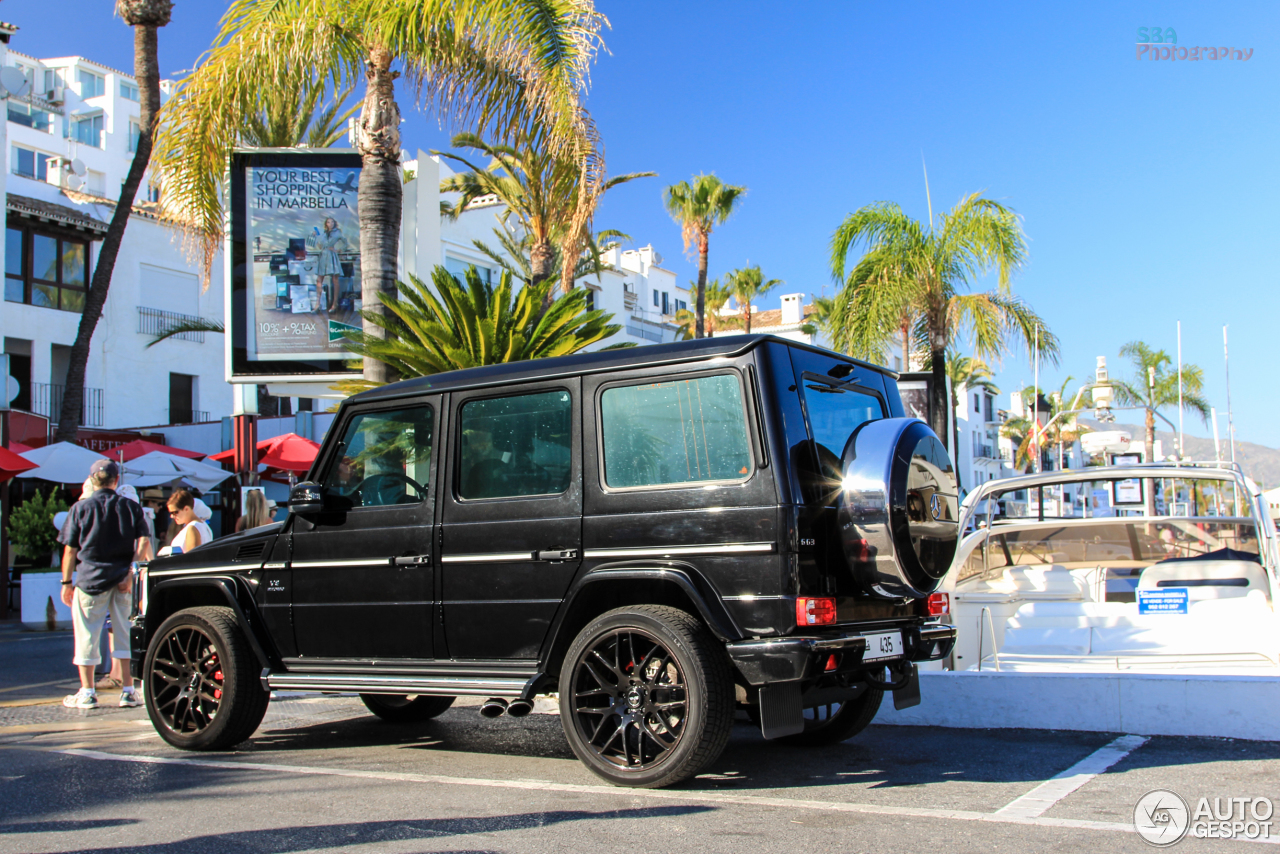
[133,335,957,787]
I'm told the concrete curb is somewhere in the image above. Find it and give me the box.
[873,670,1280,741]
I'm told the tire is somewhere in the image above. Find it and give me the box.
[143,606,270,751]
[559,605,733,788]
[360,694,455,722]
[775,685,884,747]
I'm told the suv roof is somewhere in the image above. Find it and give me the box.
[353,334,895,403]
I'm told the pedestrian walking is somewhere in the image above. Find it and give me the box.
[58,460,154,709]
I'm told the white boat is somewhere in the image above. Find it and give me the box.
[937,462,1280,674]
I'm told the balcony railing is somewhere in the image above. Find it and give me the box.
[138,306,206,343]
[167,409,211,425]
[32,383,104,427]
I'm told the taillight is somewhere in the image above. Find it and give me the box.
[925,592,950,617]
[796,597,837,626]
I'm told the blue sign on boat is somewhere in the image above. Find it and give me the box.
[1137,588,1189,615]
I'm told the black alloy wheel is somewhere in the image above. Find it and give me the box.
[144,606,269,751]
[572,627,687,770]
[559,605,733,788]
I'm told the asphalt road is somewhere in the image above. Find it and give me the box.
[3,622,1278,853]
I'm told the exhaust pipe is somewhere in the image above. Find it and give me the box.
[506,699,533,717]
[479,698,508,718]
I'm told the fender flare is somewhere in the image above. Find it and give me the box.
[540,562,742,670]
[150,576,275,670]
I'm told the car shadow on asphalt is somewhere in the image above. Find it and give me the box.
[5,807,716,854]
[234,706,1141,793]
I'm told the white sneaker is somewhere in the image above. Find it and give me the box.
[63,688,98,709]
[119,688,143,708]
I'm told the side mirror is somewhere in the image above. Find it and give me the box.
[288,481,324,515]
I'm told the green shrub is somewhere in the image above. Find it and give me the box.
[9,489,68,570]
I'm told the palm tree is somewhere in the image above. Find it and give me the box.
[944,354,998,491]
[241,73,357,148]
[664,174,747,338]
[674,278,734,340]
[999,380,1087,473]
[339,265,626,392]
[53,0,172,443]
[154,0,606,385]
[437,132,654,297]
[724,265,782,334]
[1111,340,1211,463]
[470,227,628,293]
[829,193,1058,447]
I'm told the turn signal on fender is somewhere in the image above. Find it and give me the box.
[796,597,837,626]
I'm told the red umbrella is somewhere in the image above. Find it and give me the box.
[210,432,321,475]
[108,439,205,462]
[0,445,37,481]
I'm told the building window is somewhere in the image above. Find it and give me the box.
[87,170,105,197]
[4,224,90,312]
[973,394,980,413]
[168,373,195,424]
[652,290,659,308]
[128,119,141,152]
[72,114,104,148]
[77,69,105,98]
[8,101,53,132]
[585,288,595,312]
[661,292,670,315]
[120,81,139,101]
[43,69,57,95]
[12,147,51,180]
[676,299,687,313]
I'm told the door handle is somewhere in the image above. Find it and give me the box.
[535,549,578,562]
[391,555,431,566]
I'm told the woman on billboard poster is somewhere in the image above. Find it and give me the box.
[308,216,348,313]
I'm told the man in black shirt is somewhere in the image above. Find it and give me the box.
[58,460,154,709]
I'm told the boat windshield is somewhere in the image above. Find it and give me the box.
[959,518,1261,584]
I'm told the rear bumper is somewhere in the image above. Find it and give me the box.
[727,622,956,686]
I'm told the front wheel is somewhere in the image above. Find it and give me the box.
[360,694,455,722]
[559,605,733,788]
[144,606,270,751]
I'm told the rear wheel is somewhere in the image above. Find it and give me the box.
[144,606,270,751]
[360,694,455,722]
[776,685,883,747]
[559,605,733,788]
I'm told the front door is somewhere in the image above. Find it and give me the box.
[289,399,439,661]
[440,381,582,661]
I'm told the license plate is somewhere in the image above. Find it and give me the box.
[862,631,904,662]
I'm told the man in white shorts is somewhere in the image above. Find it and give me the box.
[58,460,154,709]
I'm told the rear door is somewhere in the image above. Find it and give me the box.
[439,380,582,661]
[288,399,439,662]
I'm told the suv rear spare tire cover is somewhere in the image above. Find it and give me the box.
[837,418,958,598]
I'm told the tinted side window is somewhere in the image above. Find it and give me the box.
[323,406,433,507]
[601,373,752,489]
[803,379,884,461]
[459,390,572,499]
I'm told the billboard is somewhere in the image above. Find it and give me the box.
[228,149,365,383]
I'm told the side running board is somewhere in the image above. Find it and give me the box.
[262,670,536,699]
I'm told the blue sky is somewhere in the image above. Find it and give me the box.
[5,1,1277,447]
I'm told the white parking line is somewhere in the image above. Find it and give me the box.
[54,747,1280,843]
[996,734,1149,819]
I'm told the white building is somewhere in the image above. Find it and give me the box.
[0,27,682,441]
[712,293,822,346]
[0,37,229,434]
